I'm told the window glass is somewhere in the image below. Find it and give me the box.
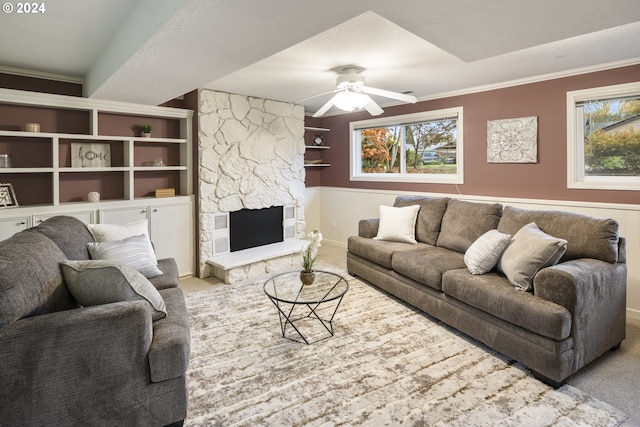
[350,108,463,183]
[568,82,640,190]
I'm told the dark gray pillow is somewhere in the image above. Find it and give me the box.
[60,260,167,321]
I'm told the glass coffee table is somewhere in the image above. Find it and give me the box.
[264,270,349,344]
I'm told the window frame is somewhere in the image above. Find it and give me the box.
[349,107,464,184]
[567,81,640,191]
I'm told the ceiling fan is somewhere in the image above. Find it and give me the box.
[304,67,417,118]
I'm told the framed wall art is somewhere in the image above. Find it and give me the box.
[487,116,538,163]
[0,183,18,208]
[71,143,111,168]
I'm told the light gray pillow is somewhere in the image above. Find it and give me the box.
[87,219,156,260]
[373,205,421,244]
[497,222,568,291]
[87,234,163,278]
[60,260,167,321]
[464,229,512,275]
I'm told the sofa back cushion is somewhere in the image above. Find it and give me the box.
[437,200,503,253]
[497,206,619,263]
[0,230,78,331]
[32,216,94,260]
[394,196,449,245]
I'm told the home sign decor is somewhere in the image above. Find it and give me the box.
[71,143,111,168]
[487,116,538,163]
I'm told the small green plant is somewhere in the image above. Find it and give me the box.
[142,124,152,133]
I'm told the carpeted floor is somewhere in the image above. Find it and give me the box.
[183,269,626,426]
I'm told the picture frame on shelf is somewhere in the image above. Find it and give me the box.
[71,143,111,168]
[0,183,18,208]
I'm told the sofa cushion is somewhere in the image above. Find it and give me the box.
[60,260,167,321]
[497,223,567,291]
[442,269,572,341]
[0,230,78,331]
[374,205,420,244]
[394,196,450,245]
[497,206,619,263]
[32,216,94,260]
[464,229,512,275]
[149,287,190,382]
[437,200,503,253]
[87,234,163,278]
[348,236,426,269]
[392,246,466,291]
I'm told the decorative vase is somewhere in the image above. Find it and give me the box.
[142,132,151,138]
[300,270,315,286]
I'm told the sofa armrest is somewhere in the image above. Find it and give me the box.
[534,258,627,371]
[359,218,380,238]
[0,301,153,421]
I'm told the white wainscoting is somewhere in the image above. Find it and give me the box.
[305,186,640,319]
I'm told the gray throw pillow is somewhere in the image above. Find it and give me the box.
[464,229,512,275]
[497,222,568,291]
[60,260,167,321]
[87,234,163,278]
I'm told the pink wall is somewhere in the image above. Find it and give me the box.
[311,64,640,205]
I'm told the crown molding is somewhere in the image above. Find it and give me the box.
[0,65,84,85]
[415,57,640,103]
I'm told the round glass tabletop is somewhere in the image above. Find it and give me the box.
[263,270,349,305]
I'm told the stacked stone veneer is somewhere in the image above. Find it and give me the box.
[198,89,306,279]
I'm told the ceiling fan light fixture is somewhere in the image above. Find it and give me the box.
[333,90,369,111]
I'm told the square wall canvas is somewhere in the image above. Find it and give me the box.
[487,116,537,163]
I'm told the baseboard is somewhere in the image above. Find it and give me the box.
[627,308,640,320]
[322,239,347,250]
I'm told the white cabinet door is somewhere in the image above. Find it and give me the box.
[99,207,149,225]
[0,216,30,241]
[99,201,193,276]
[34,211,94,227]
[150,203,193,275]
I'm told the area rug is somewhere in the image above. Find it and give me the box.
[184,270,626,426]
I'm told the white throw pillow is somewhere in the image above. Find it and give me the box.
[464,229,512,275]
[87,219,155,259]
[497,222,568,291]
[374,205,421,244]
[87,234,163,278]
[60,260,167,321]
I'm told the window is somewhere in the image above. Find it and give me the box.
[567,82,640,190]
[350,108,463,184]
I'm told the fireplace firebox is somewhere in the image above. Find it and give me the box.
[229,206,284,252]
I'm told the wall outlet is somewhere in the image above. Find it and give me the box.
[331,219,337,228]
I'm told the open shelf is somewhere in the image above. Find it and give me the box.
[0,88,193,206]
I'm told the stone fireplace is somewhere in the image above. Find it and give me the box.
[198,89,306,281]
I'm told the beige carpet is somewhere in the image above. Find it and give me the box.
[184,271,626,426]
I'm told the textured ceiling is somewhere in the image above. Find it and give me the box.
[1,0,639,115]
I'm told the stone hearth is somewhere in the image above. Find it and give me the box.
[198,89,306,280]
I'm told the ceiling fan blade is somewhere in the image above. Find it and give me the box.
[361,85,417,104]
[363,98,384,116]
[312,94,339,117]
[295,89,340,103]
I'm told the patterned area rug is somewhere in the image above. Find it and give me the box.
[184,270,626,426]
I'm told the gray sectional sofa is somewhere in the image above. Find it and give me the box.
[347,196,627,387]
[0,216,190,426]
